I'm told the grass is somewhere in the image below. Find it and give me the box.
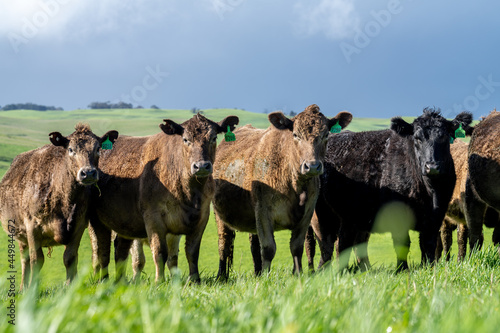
[0,108,495,332]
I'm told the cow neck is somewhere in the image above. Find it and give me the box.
[50,159,88,214]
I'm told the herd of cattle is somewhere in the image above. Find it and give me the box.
[1,105,499,290]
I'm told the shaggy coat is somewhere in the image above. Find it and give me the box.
[213,104,352,278]
[89,114,238,283]
[307,109,473,271]
[0,124,118,289]
[465,110,500,253]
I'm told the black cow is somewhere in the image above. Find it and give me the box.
[307,108,473,271]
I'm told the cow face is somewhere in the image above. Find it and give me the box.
[49,124,119,185]
[391,108,473,177]
[160,114,239,177]
[269,104,352,177]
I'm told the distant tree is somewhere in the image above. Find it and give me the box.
[88,101,133,109]
[289,110,297,117]
[0,103,63,111]
[191,107,200,114]
[151,105,160,109]
[136,105,144,109]
[263,109,269,114]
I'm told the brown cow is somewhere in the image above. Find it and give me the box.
[465,110,500,254]
[213,104,352,279]
[89,114,239,283]
[0,124,118,289]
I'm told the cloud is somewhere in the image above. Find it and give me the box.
[293,0,360,40]
[0,0,171,41]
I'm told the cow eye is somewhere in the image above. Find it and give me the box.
[293,133,299,140]
[183,138,189,144]
[68,147,75,155]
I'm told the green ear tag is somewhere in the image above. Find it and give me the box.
[449,136,455,144]
[225,126,235,142]
[454,124,466,139]
[101,137,113,150]
[330,121,342,134]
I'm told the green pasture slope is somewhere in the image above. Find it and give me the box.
[0,109,498,332]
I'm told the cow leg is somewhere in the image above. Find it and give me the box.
[290,225,308,275]
[216,213,235,280]
[310,203,339,270]
[249,234,262,276]
[19,242,30,292]
[337,222,356,271]
[166,234,180,273]
[255,209,276,273]
[26,223,44,287]
[304,226,316,272]
[465,180,486,253]
[185,228,206,283]
[354,231,371,271]
[114,236,133,282]
[435,222,444,262]
[457,223,468,262]
[63,222,86,285]
[392,229,410,272]
[88,217,112,281]
[130,239,146,283]
[440,218,454,262]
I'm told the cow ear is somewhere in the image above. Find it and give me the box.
[160,119,184,135]
[329,111,353,130]
[268,112,294,131]
[217,116,239,133]
[391,117,414,136]
[100,130,119,144]
[451,111,474,136]
[49,132,69,148]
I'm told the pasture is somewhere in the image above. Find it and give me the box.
[0,109,498,332]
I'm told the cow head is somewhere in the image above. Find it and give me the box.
[268,104,352,177]
[391,108,473,177]
[160,114,239,178]
[49,123,119,185]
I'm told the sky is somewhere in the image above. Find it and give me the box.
[1,0,499,119]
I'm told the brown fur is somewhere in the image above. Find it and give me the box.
[436,140,469,261]
[89,114,238,283]
[0,124,118,289]
[465,110,500,253]
[213,105,352,278]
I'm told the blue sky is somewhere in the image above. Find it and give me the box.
[1,0,499,119]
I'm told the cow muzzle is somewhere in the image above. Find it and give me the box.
[77,167,99,185]
[301,160,324,176]
[424,162,441,176]
[191,161,213,177]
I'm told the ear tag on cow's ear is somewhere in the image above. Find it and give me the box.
[449,136,455,144]
[225,126,236,142]
[101,137,113,150]
[330,121,342,134]
[455,124,466,139]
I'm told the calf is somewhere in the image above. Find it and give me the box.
[465,110,500,254]
[0,124,118,289]
[308,108,472,271]
[213,104,352,279]
[89,114,238,283]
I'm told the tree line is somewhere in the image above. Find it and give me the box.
[0,103,63,111]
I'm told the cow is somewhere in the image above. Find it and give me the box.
[307,108,473,271]
[0,124,118,290]
[89,114,239,283]
[212,104,352,279]
[465,110,500,255]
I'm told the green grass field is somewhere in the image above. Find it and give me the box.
[0,109,496,332]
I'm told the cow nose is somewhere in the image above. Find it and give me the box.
[301,160,323,176]
[424,162,440,176]
[191,161,213,176]
[78,167,98,184]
